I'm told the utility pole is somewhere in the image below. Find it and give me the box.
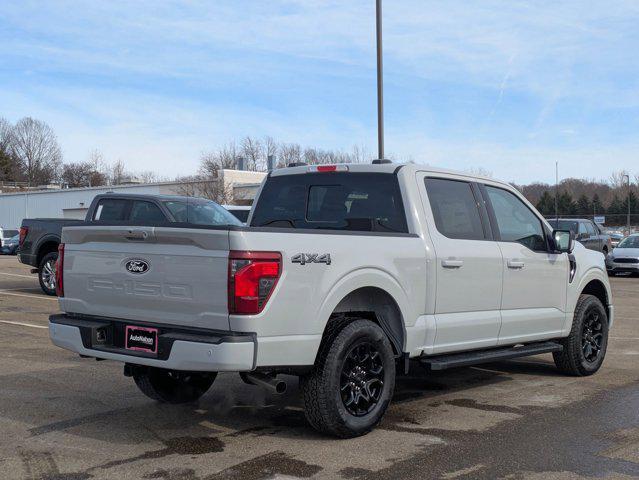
[376,0,384,160]
[554,161,559,221]
[623,174,631,235]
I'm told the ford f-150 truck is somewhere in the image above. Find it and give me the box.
[49,162,613,437]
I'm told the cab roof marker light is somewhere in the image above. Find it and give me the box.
[308,165,349,173]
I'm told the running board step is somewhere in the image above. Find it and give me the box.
[420,341,563,371]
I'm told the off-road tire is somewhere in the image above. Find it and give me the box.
[133,367,217,404]
[38,252,58,296]
[553,294,608,376]
[300,318,395,438]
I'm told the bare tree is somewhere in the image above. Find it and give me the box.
[11,117,62,186]
[0,118,17,181]
[200,142,238,177]
[264,136,277,169]
[278,143,302,167]
[137,171,161,183]
[176,176,234,204]
[610,170,630,189]
[350,145,371,164]
[61,162,93,187]
[110,159,126,185]
[241,136,263,171]
[85,149,108,186]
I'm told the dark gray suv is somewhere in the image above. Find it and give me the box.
[551,218,613,256]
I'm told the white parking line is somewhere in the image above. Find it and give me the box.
[0,272,34,279]
[0,271,34,279]
[0,289,57,301]
[0,320,48,329]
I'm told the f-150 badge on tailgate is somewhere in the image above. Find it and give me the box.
[291,253,331,265]
[125,259,150,274]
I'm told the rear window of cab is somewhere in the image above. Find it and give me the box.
[250,172,408,233]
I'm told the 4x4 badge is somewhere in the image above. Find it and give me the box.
[292,253,331,265]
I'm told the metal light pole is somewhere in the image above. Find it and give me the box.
[554,161,559,220]
[376,0,385,161]
[623,174,631,235]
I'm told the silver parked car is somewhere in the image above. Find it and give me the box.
[606,234,639,276]
[1,234,19,255]
[609,232,625,248]
[0,229,19,255]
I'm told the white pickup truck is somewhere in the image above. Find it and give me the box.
[49,162,613,437]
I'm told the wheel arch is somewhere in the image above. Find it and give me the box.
[564,266,613,335]
[316,268,412,357]
[581,279,609,309]
[581,278,613,329]
[36,236,60,266]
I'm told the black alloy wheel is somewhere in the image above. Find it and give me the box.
[554,294,608,376]
[340,342,385,416]
[581,307,604,363]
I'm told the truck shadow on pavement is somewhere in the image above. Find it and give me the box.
[21,358,559,444]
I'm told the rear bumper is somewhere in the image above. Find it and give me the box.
[18,252,37,266]
[49,314,256,372]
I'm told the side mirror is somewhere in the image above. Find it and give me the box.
[553,229,575,253]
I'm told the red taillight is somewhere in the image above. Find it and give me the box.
[228,251,281,315]
[56,243,64,297]
[19,226,28,247]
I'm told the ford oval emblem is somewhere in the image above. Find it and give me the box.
[125,259,149,274]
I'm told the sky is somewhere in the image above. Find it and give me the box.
[1,0,638,184]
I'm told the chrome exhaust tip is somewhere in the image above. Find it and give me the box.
[240,372,287,394]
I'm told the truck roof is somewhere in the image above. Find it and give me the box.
[270,162,509,188]
[93,193,210,203]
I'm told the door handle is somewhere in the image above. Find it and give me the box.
[125,230,148,241]
[507,260,525,269]
[442,259,464,269]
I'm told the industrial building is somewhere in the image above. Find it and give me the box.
[0,169,265,229]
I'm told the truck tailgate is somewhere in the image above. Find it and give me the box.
[60,226,230,330]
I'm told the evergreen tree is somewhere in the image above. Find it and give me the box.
[558,191,576,215]
[592,193,604,214]
[575,194,591,216]
[608,194,624,214]
[622,191,638,214]
[536,191,555,215]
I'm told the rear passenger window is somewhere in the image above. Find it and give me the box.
[425,178,485,240]
[94,199,130,221]
[130,201,166,223]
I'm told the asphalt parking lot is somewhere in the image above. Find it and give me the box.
[1,256,639,480]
